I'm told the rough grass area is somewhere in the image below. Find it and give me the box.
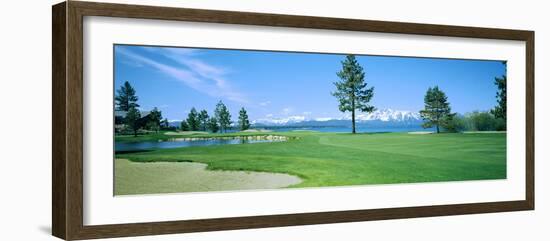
[115,132,506,194]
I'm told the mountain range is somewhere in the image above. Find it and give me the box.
[168,109,423,128]
[252,109,421,126]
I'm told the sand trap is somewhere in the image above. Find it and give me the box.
[463,131,506,134]
[408,131,434,135]
[164,131,208,136]
[291,130,319,132]
[241,129,272,132]
[164,131,209,136]
[115,159,302,195]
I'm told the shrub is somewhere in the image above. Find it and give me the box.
[462,111,504,131]
[471,111,495,131]
[443,115,466,133]
[494,118,506,131]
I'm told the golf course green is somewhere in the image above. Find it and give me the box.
[114,131,506,195]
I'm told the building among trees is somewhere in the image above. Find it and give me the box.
[115,110,152,133]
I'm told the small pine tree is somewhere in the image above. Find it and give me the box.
[125,106,141,137]
[180,121,190,131]
[186,107,200,131]
[238,107,251,131]
[148,107,162,132]
[207,117,219,133]
[198,109,209,131]
[214,101,232,133]
[161,118,170,129]
[419,86,453,133]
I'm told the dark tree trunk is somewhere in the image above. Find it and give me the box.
[351,97,356,134]
[436,125,440,133]
[352,110,356,134]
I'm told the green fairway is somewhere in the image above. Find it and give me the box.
[115,132,506,194]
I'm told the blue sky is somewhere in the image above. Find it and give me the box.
[114,45,506,122]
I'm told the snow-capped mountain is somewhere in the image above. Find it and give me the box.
[251,116,306,125]
[347,109,421,122]
[253,109,421,126]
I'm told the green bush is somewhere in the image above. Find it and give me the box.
[471,112,494,131]
[443,115,466,133]
[461,111,505,131]
[435,111,507,133]
[494,118,506,131]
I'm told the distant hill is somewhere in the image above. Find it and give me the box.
[252,109,422,127]
[168,120,182,128]
[169,109,424,130]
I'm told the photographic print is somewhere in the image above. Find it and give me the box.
[113,44,507,196]
[52,3,534,238]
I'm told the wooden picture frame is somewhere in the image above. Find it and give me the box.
[52,1,534,240]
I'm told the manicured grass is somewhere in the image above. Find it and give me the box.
[115,131,173,143]
[115,132,506,191]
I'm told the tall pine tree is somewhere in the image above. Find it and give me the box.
[215,101,232,133]
[419,86,453,133]
[491,62,507,123]
[115,81,139,111]
[491,75,506,119]
[332,55,375,134]
[238,107,251,131]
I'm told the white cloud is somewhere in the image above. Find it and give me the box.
[314,117,332,121]
[282,107,293,115]
[120,58,144,68]
[253,115,306,125]
[116,46,247,103]
[259,101,271,107]
[160,48,230,90]
[287,115,306,122]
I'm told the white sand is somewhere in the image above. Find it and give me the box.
[164,131,209,136]
[115,159,302,195]
[407,131,434,135]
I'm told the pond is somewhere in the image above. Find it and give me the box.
[115,135,288,152]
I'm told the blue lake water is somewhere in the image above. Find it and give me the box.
[115,138,283,152]
[268,125,433,133]
[116,125,434,152]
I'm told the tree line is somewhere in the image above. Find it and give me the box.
[115,81,251,136]
[180,101,251,133]
[332,55,507,134]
